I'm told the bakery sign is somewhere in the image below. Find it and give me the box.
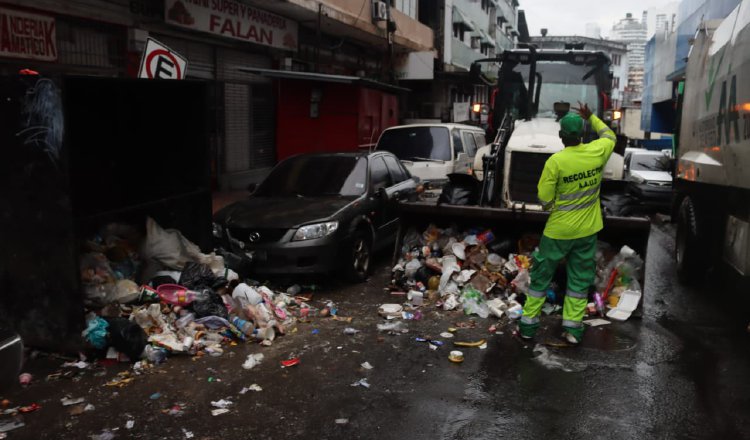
[0,7,57,61]
[165,0,297,51]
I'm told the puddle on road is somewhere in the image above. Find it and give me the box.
[531,345,586,373]
[580,326,638,352]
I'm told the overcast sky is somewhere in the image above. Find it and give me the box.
[519,0,676,37]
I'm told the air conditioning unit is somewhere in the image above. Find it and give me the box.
[372,0,388,21]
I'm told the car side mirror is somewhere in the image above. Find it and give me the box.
[247,182,258,194]
[376,187,389,201]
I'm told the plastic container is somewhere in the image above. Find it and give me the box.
[231,316,255,337]
[156,284,205,306]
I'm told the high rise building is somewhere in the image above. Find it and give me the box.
[611,12,648,104]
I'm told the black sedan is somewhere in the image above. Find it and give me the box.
[213,152,419,281]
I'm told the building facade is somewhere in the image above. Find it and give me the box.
[529,36,628,108]
[610,12,648,106]
[0,0,432,190]
[400,0,525,123]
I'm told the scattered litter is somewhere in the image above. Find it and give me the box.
[350,378,370,389]
[376,321,407,333]
[0,419,24,433]
[343,327,360,335]
[361,362,374,370]
[61,397,86,406]
[18,404,41,413]
[125,420,135,430]
[311,329,319,335]
[239,384,263,394]
[583,318,611,327]
[454,339,486,348]
[149,393,161,400]
[448,351,464,363]
[281,358,300,368]
[242,353,265,370]
[62,361,90,369]
[89,430,115,440]
[439,332,454,338]
[210,399,233,409]
[18,373,32,386]
[183,428,195,438]
[606,290,641,321]
[335,418,349,425]
[479,342,487,350]
[211,408,230,416]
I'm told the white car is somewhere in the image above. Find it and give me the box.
[375,123,486,186]
[624,150,673,209]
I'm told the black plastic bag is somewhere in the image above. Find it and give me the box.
[179,262,228,290]
[438,174,478,206]
[191,290,229,319]
[105,318,147,361]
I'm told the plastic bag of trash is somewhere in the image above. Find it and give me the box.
[82,315,109,349]
[443,293,459,311]
[192,290,229,319]
[179,262,219,289]
[110,279,141,304]
[141,217,225,276]
[459,286,489,318]
[106,317,147,360]
[232,283,263,307]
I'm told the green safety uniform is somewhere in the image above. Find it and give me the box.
[519,113,616,341]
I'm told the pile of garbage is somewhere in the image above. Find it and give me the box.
[77,217,323,364]
[386,224,644,323]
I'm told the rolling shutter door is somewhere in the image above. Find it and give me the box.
[153,36,215,79]
[217,49,275,173]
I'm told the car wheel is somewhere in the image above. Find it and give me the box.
[675,196,706,281]
[345,231,371,282]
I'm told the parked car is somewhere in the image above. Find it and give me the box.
[213,152,419,281]
[375,123,486,186]
[623,149,673,210]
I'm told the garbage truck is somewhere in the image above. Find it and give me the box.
[392,47,651,301]
[674,0,750,279]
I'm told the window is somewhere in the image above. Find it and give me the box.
[481,0,491,13]
[453,24,465,41]
[256,156,367,197]
[370,157,392,191]
[612,54,621,66]
[613,77,620,89]
[472,132,487,151]
[392,0,417,19]
[383,155,408,183]
[471,37,481,49]
[377,127,452,161]
[461,131,478,157]
[452,129,464,155]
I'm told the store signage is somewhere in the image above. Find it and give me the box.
[164,0,298,51]
[138,38,188,79]
[453,102,470,123]
[0,7,57,61]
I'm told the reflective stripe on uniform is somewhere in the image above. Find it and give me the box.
[558,186,600,201]
[556,197,598,212]
[598,127,616,141]
[527,288,546,298]
[562,319,583,328]
[566,289,588,299]
[521,315,540,325]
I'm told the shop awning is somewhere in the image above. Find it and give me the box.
[452,7,475,31]
[235,67,410,93]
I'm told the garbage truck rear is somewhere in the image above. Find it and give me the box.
[673,1,750,279]
[392,47,650,299]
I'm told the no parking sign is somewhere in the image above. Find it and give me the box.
[138,38,188,80]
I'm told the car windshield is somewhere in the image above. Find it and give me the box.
[377,127,452,161]
[255,155,367,197]
[631,154,670,172]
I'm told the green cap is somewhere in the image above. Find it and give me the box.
[559,112,584,137]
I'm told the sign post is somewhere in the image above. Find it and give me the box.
[138,38,188,80]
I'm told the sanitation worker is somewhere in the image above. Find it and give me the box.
[518,102,616,344]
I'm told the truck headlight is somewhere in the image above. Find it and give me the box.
[212,222,224,238]
[293,221,338,241]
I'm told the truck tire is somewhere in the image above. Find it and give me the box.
[675,196,707,281]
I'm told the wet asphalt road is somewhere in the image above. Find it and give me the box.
[3,221,750,440]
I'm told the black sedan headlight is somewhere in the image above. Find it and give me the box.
[292,221,339,241]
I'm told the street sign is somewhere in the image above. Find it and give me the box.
[138,38,188,80]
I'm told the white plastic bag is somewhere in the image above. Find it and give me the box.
[141,217,225,275]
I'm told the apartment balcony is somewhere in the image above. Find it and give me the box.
[450,38,496,75]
